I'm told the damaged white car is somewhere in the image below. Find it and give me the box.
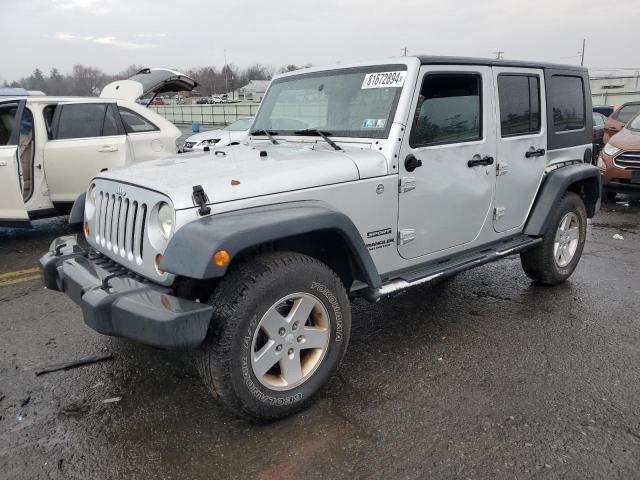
[0,68,196,228]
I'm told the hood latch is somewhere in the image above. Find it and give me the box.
[192,185,211,216]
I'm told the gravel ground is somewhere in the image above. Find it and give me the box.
[0,196,639,479]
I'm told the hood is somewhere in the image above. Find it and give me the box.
[98,143,387,209]
[609,127,640,151]
[100,68,197,102]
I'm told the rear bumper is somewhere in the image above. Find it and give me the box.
[40,236,213,349]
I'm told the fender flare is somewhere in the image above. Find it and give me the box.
[68,192,86,225]
[160,200,381,288]
[524,163,601,236]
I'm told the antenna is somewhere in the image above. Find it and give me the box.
[402,47,408,56]
[579,39,586,66]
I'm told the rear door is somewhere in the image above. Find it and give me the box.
[397,65,497,258]
[492,67,547,232]
[0,100,30,225]
[44,102,130,203]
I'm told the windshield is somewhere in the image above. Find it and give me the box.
[627,112,640,131]
[252,65,407,139]
[224,118,253,131]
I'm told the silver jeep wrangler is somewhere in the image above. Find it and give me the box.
[41,56,601,419]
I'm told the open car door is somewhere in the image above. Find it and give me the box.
[100,68,197,103]
[0,99,30,227]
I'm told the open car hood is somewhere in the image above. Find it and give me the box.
[100,68,197,102]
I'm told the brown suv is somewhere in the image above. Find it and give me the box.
[599,111,640,199]
[603,101,640,143]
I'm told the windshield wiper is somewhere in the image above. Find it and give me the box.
[250,129,279,145]
[293,128,342,151]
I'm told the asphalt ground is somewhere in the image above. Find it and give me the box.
[0,195,639,479]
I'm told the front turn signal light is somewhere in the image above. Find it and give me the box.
[155,253,165,273]
[84,222,90,237]
[213,250,230,267]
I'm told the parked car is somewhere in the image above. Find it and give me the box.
[603,101,640,144]
[592,111,607,161]
[598,111,640,199]
[42,56,599,420]
[593,105,614,117]
[181,116,254,152]
[0,68,196,228]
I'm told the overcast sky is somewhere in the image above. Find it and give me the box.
[1,0,639,81]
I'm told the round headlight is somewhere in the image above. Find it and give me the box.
[87,184,97,207]
[157,202,173,240]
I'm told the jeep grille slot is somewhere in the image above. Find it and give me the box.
[94,189,147,263]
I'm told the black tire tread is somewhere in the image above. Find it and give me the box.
[196,252,347,419]
[520,191,587,285]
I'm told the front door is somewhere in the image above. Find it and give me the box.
[397,66,496,259]
[0,100,30,226]
[44,102,129,203]
[492,67,547,232]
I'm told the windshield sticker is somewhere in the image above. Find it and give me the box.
[361,71,406,89]
[362,118,386,129]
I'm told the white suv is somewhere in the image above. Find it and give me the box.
[0,68,196,228]
[42,56,601,420]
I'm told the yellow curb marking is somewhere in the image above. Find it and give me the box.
[0,267,41,280]
[0,267,42,288]
[0,274,42,288]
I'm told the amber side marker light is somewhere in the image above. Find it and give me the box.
[84,222,90,237]
[155,254,165,273]
[213,250,230,267]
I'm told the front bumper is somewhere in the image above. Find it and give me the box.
[40,236,213,349]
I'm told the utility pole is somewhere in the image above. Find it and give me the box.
[223,49,229,98]
[402,47,407,56]
[579,39,586,66]
[493,51,504,60]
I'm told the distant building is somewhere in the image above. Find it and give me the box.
[591,74,640,105]
[225,80,270,102]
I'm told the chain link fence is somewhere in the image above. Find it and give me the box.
[150,102,261,126]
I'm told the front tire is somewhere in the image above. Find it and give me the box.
[197,252,351,420]
[520,191,587,285]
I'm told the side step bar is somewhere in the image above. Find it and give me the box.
[362,235,542,302]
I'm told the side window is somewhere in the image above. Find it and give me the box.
[614,104,640,124]
[55,104,107,139]
[0,102,19,146]
[410,74,482,147]
[102,105,121,136]
[118,108,159,133]
[550,75,585,132]
[498,75,541,137]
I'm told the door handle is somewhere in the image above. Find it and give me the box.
[404,154,422,172]
[525,148,546,158]
[467,155,494,167]
[98,146,118,153]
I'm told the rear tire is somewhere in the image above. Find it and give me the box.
[520,192,587,285]
[197,252,351,420]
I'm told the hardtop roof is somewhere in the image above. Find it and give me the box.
[417,55,588,72]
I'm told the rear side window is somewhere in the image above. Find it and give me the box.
[550,75,585,132]
[410,73,482,147]
[497,75,541,137]
[118,108,159,133]
[54,103,123,140]
[614,104,640,123]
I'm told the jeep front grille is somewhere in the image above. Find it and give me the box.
[95,192,147,264]
[614,151,640,169]
[86,178,174,286]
